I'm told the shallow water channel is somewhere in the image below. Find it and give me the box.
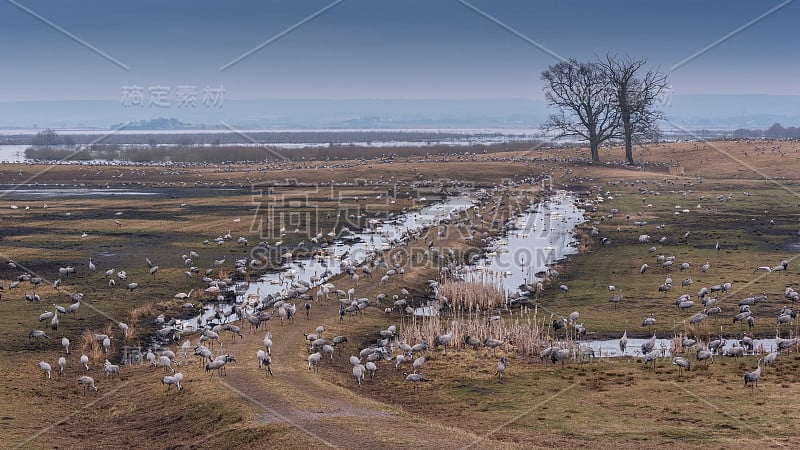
[463,190,585,294]
[573,337,780,359]
[182,194,477,329]
[185,191,586,328]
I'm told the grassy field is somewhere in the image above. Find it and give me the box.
[1,140,799,448]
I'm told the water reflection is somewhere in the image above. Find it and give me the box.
[463,191,585,295]
[562,337,780,359]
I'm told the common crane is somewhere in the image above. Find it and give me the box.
[744,358,763,389]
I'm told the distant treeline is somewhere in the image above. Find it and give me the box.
[109,118,192,130]
[25,141,550,163]
[30,129,77,146]
[732,123,800,139]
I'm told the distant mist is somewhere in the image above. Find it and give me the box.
[1,95,799,131]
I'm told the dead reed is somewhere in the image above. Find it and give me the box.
[398,305,549,357]
[439,279,505,312]
[128,303,154,324]
[80,330,102,361]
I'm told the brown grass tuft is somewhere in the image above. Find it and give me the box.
[129,303,154,324]
[80,330,102,361]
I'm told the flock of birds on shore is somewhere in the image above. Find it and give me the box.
[6,181,551,400]
[5,176,800,400]
[7,216,487,395]
[559,180,800,385]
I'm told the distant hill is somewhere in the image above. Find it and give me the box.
[112,117,197,130]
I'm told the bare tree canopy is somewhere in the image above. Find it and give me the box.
[541,56,668,164]
[599,55,669,165]
[541,59,620,163]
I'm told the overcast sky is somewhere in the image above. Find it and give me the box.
[1,0,797,102]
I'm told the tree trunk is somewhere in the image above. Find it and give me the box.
[620,88,634,165]
[590,141,600,163]
[624,123,634,165]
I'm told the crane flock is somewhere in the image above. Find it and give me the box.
[5,175,798,420]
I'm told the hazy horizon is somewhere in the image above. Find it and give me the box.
[2,94,800,131]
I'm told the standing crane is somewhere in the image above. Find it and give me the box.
[744,358,762,389]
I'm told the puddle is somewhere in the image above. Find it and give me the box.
[781,240,800,252]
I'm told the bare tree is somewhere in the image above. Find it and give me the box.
[541,59,619,163]
[600,55,668,165]
[32,129,59,147]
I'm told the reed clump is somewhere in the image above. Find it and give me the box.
[439,279,505,312]
[398,305,548,357]
[80,330,102,361]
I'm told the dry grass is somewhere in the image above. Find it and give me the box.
[399,304,549,357]
[128,303,154,326]
[80,330,102,361]
[439,279,506,312]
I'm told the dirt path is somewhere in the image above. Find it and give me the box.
[221,297,519,449]
[220,201,524,449]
